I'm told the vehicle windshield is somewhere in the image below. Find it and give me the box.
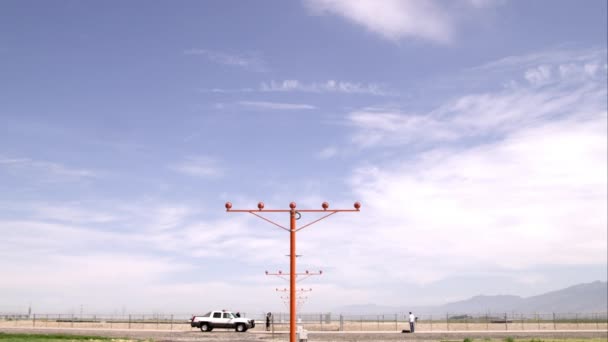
[201,312,211,317]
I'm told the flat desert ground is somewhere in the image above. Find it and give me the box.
[1,326,607,342]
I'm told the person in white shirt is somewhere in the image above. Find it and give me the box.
[409,312,416,332]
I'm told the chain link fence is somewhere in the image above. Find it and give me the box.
[262,312,608,332]
[1,312,606,332]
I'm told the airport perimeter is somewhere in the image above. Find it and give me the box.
[3,312,607,341]
[2,312,606,332]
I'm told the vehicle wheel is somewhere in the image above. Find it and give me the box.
[235,323,247,332]
[200,323,212,332]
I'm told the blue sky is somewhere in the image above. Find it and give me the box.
[1,0,606,315]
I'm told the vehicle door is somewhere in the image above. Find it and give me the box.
[211,312,223,327]
[222,312,235,328]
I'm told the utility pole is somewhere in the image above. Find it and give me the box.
[225,201,360,342]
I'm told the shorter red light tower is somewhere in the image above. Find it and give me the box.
[266,270,322,282]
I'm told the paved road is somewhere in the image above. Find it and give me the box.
[2,326,607,341]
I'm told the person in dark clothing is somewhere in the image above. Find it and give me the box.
[265,312,272,331]
[235,312,241,318]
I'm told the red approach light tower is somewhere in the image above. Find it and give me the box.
[275,288,313,312]
[225,201,360,342]
[276,288,313,293]
[266,270,322,283]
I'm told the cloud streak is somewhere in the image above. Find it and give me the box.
[169,156,222,178]
[199,79,394,96]
[348,49,607,148]
[260,79,394,96]
[0,157,97,181]
[184,49,267,72]
[237,101,316,110]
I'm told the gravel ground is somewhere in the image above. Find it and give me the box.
[1,327,607,342]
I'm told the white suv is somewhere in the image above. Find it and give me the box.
[190,310,255,332]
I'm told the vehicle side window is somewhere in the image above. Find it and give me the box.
[223,313,233,319]
[202,312,211,317]
[213,312,221,318]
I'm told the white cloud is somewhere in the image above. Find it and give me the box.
[524,64,553,85]
[2,48,605,313]
[169,156,222,178]
[524,61,604,86]
[471,47,607,75]
[237,101,317,110]
[198,87,255,93]
[304,0,453,43]
[348,50,607,149]
[303,0,504,43]
[184,49,266,72]
[348,108,461,147]
[349,115,606,271]
[326,48,608,288]
[260,79,394,96]
[0,207,290,313]
[199,80,394,96]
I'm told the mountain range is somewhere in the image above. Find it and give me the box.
[334,281,607,314]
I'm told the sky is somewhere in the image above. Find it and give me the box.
[0,0,607,315]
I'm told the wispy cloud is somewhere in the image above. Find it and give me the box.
[199,79,394,96]
[320,47,608,286]
[471,47,608,73]
[347,48,608,148]
[33,204,118,223]
[303,0,503,43]
[184,49,267,72]
[260,79,394,96]
[198,87,256,94]
[169,156,222,178]
[237,101,316,110]
[317,146,338,159]
[0,157,97,180]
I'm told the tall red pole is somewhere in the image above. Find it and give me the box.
[289,204,297,342]
[225,201,360,342]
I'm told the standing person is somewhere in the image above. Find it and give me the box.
[409,312,416,333]
[266,312,272,331]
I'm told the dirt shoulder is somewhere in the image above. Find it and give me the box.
[1,327,606,342]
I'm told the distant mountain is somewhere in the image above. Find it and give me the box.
[440,294,524,314]
[517,281,607,313]
[333,304,402,315]
[334,281,607,314]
